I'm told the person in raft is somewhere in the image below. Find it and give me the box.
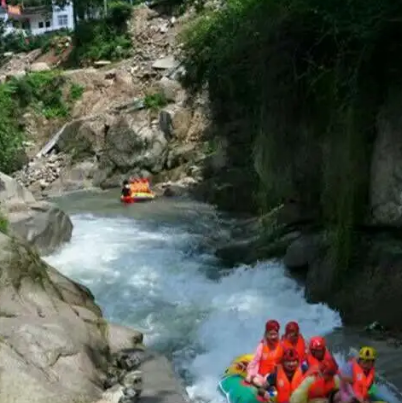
[339,346,377,403]
[121,180,131,197]
[281,321,307,362]
[304,336,336,369]
[246,320,284,387]
[258,348,308,402]
[290,359,340,403]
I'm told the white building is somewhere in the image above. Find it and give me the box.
[1,1,74,36]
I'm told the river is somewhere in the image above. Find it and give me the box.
[43,190,402,403]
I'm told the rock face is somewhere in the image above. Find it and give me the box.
[0,232,109,403]
[370,93,402,226]
[104,115,168,174]
[0,172,72,254]
[284,232,402,329]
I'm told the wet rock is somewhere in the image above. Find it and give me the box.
[365,321,386,332]
[114,350,144,371]
[305,233,402,328]
[284,233,322,270]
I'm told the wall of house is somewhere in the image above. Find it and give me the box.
[1,1,74,36]
[29,3,74,35]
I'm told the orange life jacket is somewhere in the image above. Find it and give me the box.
[281,335,307,361]
[307,372,336,400]
[351,359,375,400]
[258,341,283,376]
[306,349,333,369]
[275,365,304,403]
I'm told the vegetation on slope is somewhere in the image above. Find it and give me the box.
[67,1,133,66]
[180,0,402,274]
[0,71,84,173]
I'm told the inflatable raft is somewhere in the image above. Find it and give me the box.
[218,354,388,403]
[219,354,272,403]
[120,192,155,203]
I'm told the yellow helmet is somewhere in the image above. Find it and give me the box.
[359,346,376,360]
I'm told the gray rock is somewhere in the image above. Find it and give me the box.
[8,201,73,255]
[105,115,168,174]
[0,172,72,254]
[108,323,144,354]
[0,232,109,403]
[29,62,51,72]
[159,106,192,139]
[45,160,98,196]
[166,143,200,170]
[283,234,321,270]
[140,352,189,403]
[156,76,183,103]
[152,55,179,70]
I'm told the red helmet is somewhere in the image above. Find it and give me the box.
[309,336,326,351]
[319,359,338,375]
[283,348,299,362]
[265,320,280,332]
[285,321,300,335]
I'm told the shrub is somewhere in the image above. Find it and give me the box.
[1,29,71,55]
[0,211,9,234]
[144,92,168,110]
[0,84,25,173]
[67,1,133,66]
[8,71,69,118]
[69,83,85,101]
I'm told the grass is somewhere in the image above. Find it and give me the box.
[69,83,85,101]
[144,92,168,111]
[0,211,8,234]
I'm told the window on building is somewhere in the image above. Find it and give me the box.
[45,20,51,27]
[38,21,44,28]
[22,20,30,30]
[57,14,68,27]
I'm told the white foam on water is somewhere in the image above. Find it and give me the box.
[44,213,397,403]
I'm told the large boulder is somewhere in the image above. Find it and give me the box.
[0,172,72,254]
[104,115,168,173]
[53,112,169,189]
[45,160,98,197]
[0,232,109,403]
